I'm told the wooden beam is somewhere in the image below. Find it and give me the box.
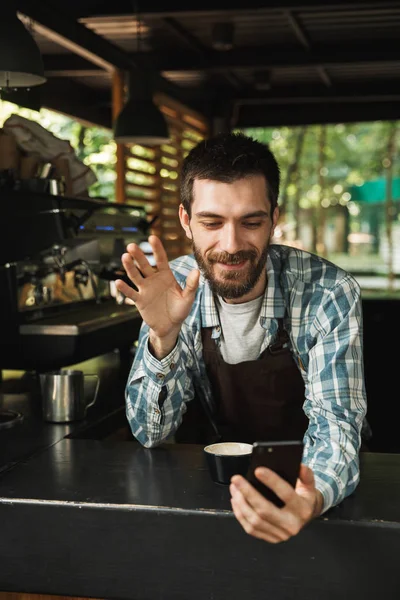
[40,78,111,129]
[162,17,241,91]
[316,66,333,88]
[112,70,126,204]
[284,10,333,87]
[235,81,400,102]
[235,100,400,127]
[43,54,106,76]
[70,2,400,19]
[285,10,311,49]
[42,44,400,74]
[16,0,200,107]
[162,17,207,56]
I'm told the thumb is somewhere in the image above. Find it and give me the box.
[298,464,315,488]
[182,269,200,299]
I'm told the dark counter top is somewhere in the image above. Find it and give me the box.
[0,439,399,524]
[0,351,129,474]
[1,352,400,600]
[1,439,400,600]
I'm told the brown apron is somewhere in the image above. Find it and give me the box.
[175,319,309,445]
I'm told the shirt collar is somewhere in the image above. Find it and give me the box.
[262,248,286,320]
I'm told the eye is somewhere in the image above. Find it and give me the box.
[243,221,262,229]
[201,222,222,229]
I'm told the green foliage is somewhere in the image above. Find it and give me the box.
[0,100,116,200]
[241,122,400,289]
[244,121,398,209]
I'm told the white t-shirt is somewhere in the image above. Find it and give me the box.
[215,294,265,364]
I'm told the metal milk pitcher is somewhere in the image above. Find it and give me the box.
[40,369,100,423]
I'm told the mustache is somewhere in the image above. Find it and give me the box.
[207,249,258,265]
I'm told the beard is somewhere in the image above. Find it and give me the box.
[192,239,270,300]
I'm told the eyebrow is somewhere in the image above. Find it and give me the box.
[195,210,269,219]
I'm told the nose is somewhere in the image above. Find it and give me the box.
[219,223,242,255]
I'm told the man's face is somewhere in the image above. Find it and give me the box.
[179,175,279,302]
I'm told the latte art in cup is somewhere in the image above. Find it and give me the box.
[204,442,253,456]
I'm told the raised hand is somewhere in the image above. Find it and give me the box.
[115,235,199,357]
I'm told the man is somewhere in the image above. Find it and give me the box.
[115,131,367,544]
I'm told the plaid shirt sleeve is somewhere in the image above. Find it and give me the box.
[300,274,366,512]
[125,320,197,447]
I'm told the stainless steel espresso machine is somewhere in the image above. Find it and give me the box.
[0,189,148,372]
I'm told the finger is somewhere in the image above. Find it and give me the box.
[252,468,308,533]
[121,252,144,286]
[230,486,287,543]
[182,269,200,299]
[230,498,283,544]
[148,235,170,271]
[114,279,138,302]
[126,243,154,277]
[231,473,300,536]
[254,467,298,507]
[231,474,283,518]
[295,465,321,517]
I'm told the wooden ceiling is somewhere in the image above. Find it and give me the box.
[10,0,400,129]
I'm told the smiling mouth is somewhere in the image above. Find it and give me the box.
[217,260,248,270]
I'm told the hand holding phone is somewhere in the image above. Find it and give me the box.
[245,440,304,507]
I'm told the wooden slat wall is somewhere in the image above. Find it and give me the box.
[119,92,209,260]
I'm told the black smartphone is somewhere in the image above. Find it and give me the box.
[245,440,304,507]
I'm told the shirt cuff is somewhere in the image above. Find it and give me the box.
[313,467,345,514]
[143,336,181,386]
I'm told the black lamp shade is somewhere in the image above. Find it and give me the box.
[114,99,170,145]
[0,13,46,88]
[113,70,170,145]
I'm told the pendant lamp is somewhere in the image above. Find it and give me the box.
[113,70,170,145]
[113,2,170,146]
[0,8,46,88]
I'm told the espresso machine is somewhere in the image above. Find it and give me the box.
[0,189,149,372]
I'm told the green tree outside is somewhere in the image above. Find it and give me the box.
[0,100,116,200]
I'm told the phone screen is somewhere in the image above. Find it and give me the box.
[246,440,304,507]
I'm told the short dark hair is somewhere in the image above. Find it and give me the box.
[180,131,280,217]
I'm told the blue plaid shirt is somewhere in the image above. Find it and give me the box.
[126,244,367,513]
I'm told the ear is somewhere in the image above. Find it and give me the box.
[179,204,192,239]
[270,206,279,238]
